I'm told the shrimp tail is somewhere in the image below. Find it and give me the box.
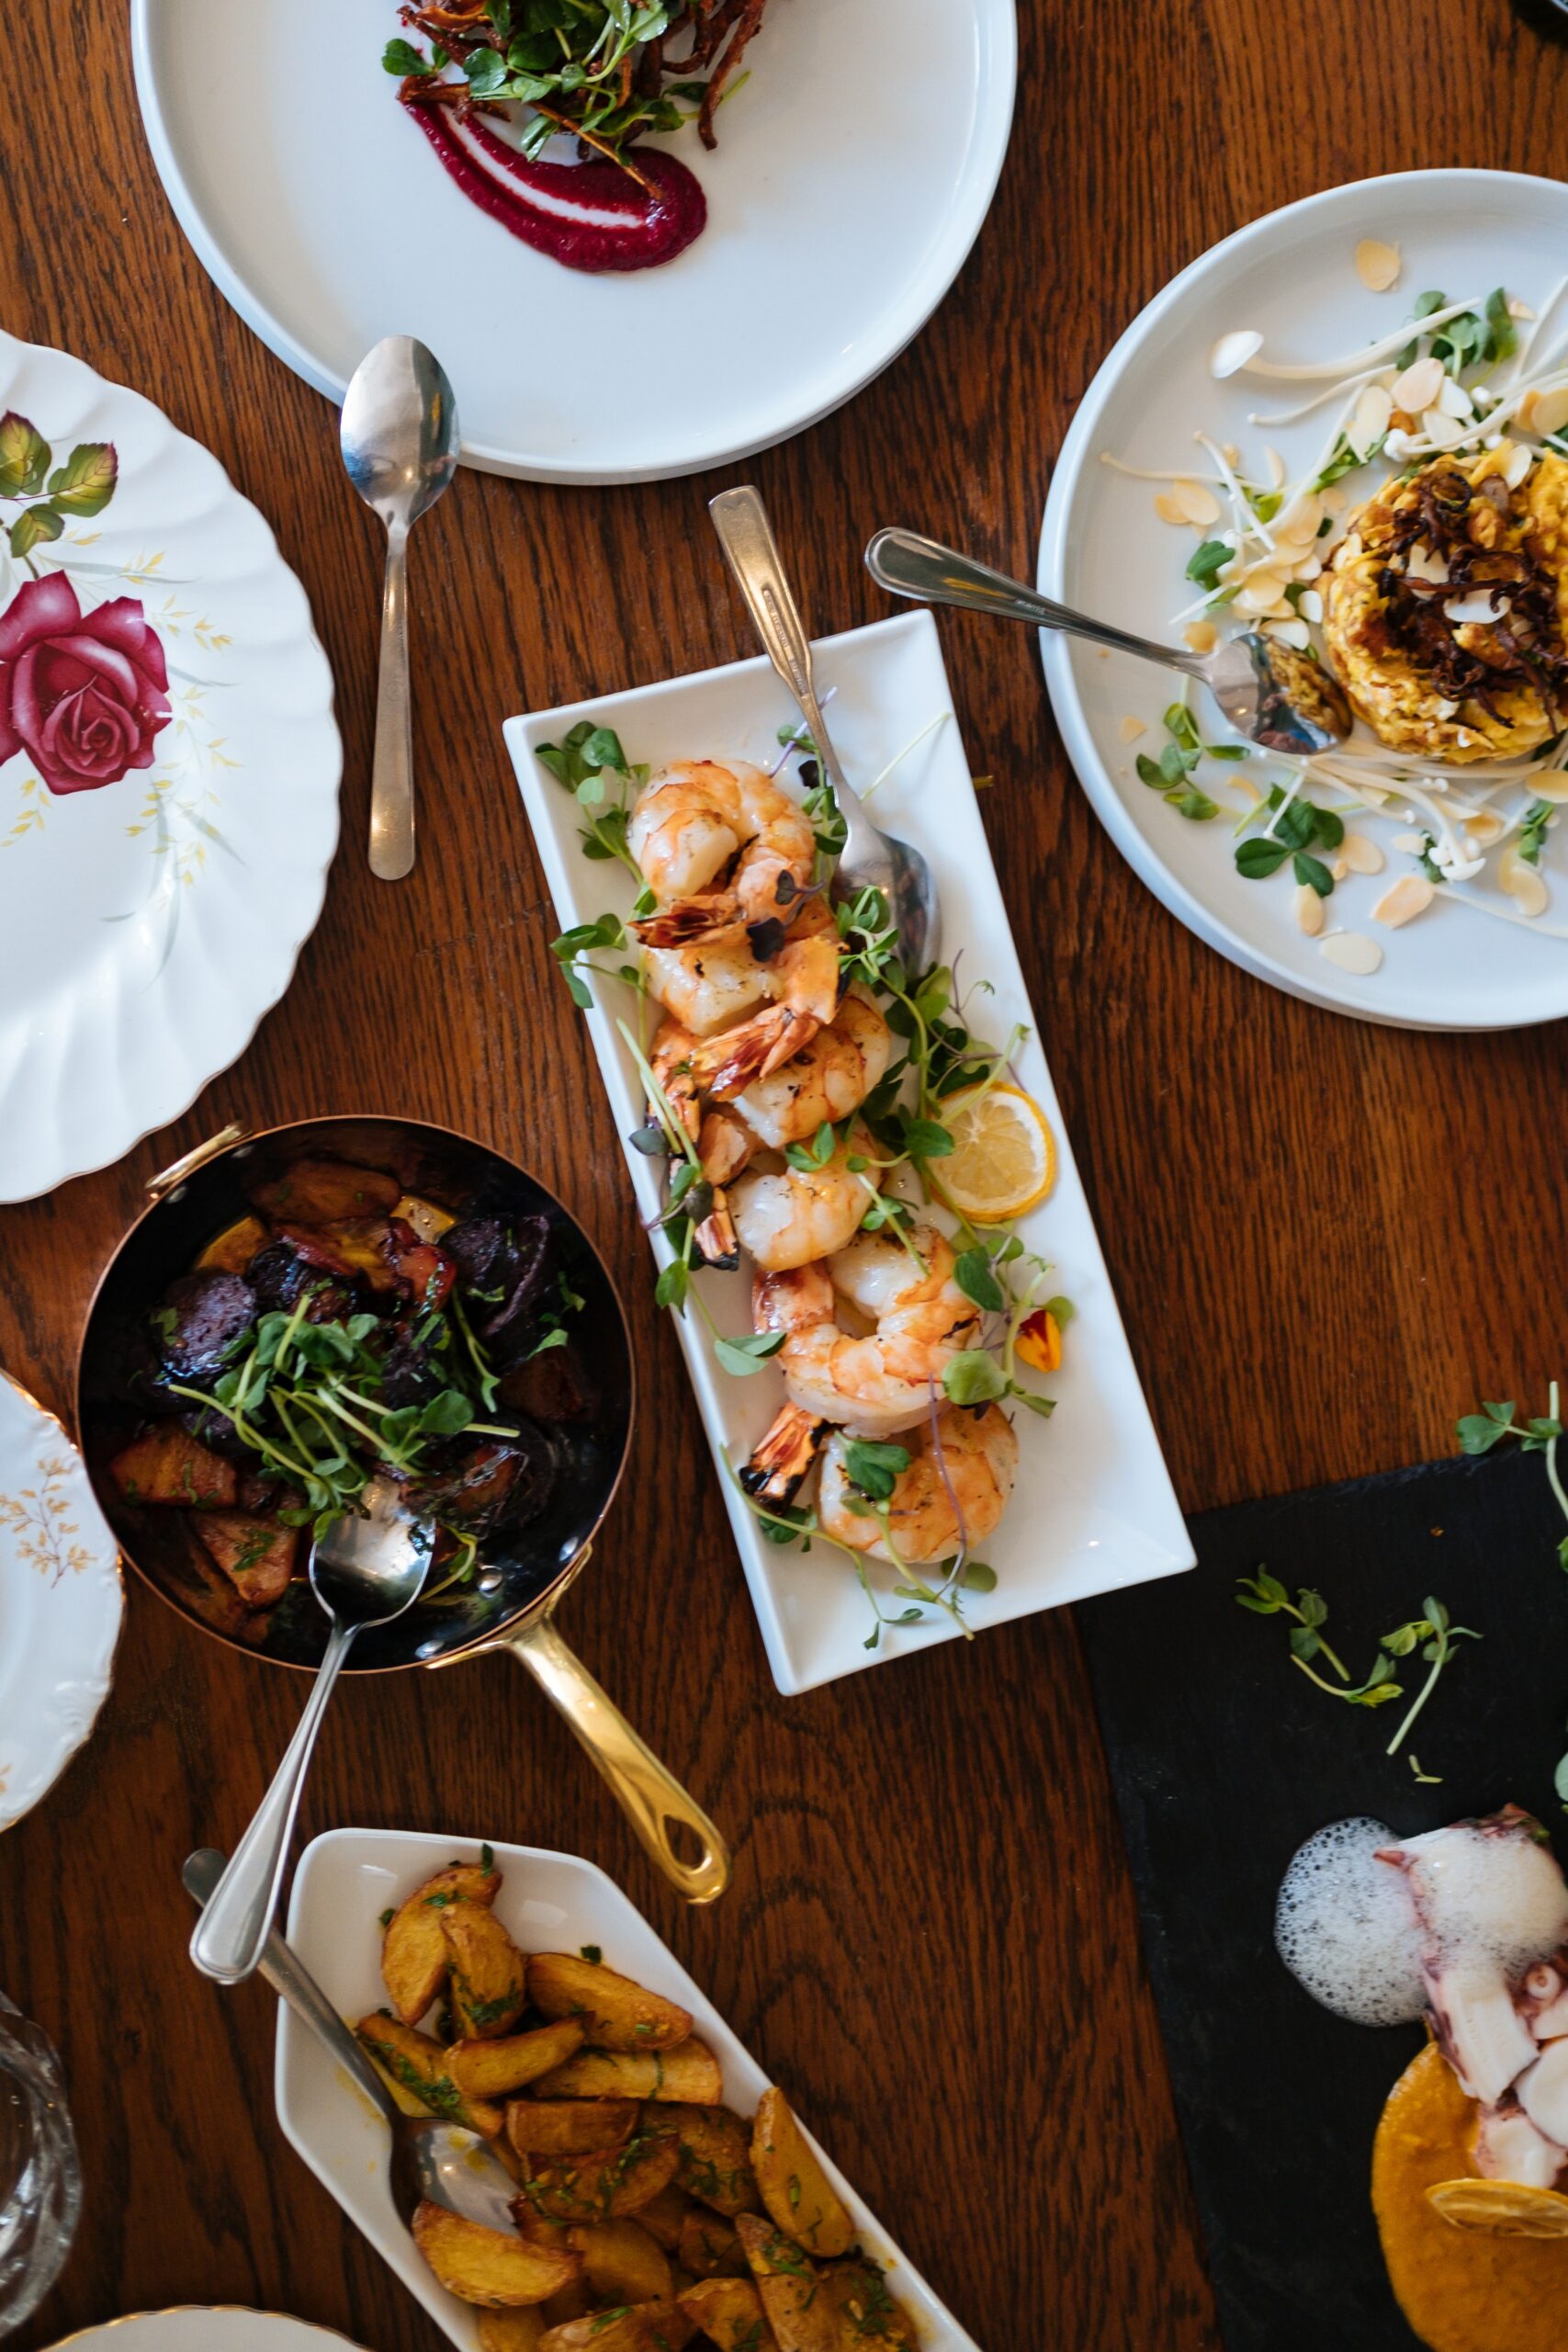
[632,893,743,948]
[693,1192,740,1272]
[697,1108,753,1185]
[741,1402,829,1507]
[690,1003,829,1099]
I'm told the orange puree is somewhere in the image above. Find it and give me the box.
[1372,2042,1568,2352]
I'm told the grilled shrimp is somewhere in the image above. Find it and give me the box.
[684,927,841,1099]
[818,1403,1019,1564]
[729,1121,882,1272]
[752,1225,982,1439]
[629,758,816,941]
[642,929,774,1039]
[732,987,890,1147]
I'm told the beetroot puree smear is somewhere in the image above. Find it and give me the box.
[405,99,706,274]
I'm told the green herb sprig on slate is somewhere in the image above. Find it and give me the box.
[1235,1570,1479,1766]
[1459,1385,1568,1804]
[384,2,765,179]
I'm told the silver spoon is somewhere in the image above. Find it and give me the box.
[865,526,1353,756]
[188,1481,428,1985]
[710,485,940,971]
[182,1849,517,2233]
[341,336,460,880]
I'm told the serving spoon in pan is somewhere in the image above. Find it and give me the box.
[865,525,1353,755]
[183,1848,518,2233]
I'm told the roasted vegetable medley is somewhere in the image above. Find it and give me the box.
[107,1153,584,1623]
[358,1849,917,2348]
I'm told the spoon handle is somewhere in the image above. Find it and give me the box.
[182,1849,400,2128]
[708,486,860,806]
[505,1612,730,1905]
[865,526,1205,678]
[369,525,415,881]
[189,1616,359,1983]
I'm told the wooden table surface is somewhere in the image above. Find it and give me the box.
[5,4,1567,2346]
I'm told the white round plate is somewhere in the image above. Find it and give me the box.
[130,0,1016,485]
[1039,169,1568,1032]
[0,333,339,1198]
[0,1373,121,1833]
[44,2315,368,2351]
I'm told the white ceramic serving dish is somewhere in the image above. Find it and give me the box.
[42,2318,367,2352]
[130,0,1016,485]
[276,1827,983,2352]
[0,330,340,1199]
[1040,168,1568,1032]
[0,1371,122,1832]
[504,610,1192,1694]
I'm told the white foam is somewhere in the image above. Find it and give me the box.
[1275,1817,1427,2027]
[1391,1823,1568,1975]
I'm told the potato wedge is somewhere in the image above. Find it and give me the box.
[818,2255,916,2347]
[534,2039,724,2106]
[735,2215,836,2352]
[355,2013,502,2139]
[412,2201,581,2308]
[197,1214,268,1274]
[678,2278,778,2352]
[645,2104,758,2219]
[566,2217,672,2303]
[197,1511,297,1606]
[444,1898,529,2039]
[508,2099,638,2159]
[450,2021,586,2101]
[381,1862,502,2025]
[537,2303,694,2352]
[750,2089,853,2257]
[251,1158,400,1221]
[631,2183,692,2253]
[526,1954,693,2052]
[111,1423,237,1510]
[478,2313,547,2352]
[513,2132,682,2223]
[678,2207,746,2281]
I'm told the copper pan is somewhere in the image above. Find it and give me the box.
[75,1115,728,1905]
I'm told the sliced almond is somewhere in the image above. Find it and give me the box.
[1235,571,1287,616]
[1297,587,1325,624]
[1530,385,1568,438]
[1348,382,1393,458]
[1404,542,1450,585]
[1274,492,1326,547]
[1438,375,1475,421]
[1500,844,1549,917]
[1529,771,1568,804]
[1392,356,1444,414]
[1268,618,1311,650]
[1504,443,1535,491]
[1154,492,1187,526]
[1211,329,1263,379]
[1423,406,1466,449]
[1517,388,1542,431]
[1171,476,1222,527]
[1508,297,1537,322]
[1320,931,1383,976]
[1445,591,1508,628]
[1355,239,1402,293]
[1463,809,1505,846]
[1340,831,1385,876]
[1181,620,1218,655]
[1372,875,1436,928]
[1294,881,1325,935]
[1117,715,1146,743]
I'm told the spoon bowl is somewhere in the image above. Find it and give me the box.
[341,335,460,879]
[865,526,1352,754]
[710,486,941,972]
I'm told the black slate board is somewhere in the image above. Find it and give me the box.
[1077,1448,1568,2352]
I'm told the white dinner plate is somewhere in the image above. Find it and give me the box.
[131,0,1016,485]
[278,1827,984,2352]
[0,332,340,1200]
[0,1373,122,1833]
[43,2316,368,2351]
[1039,168,1568,1031]
[505,610,1192,1696]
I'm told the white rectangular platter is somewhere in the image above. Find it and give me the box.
[276,1827,983,2352]
[505,611,1191,1694]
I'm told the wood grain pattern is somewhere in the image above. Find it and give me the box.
[2,2,1566,2346]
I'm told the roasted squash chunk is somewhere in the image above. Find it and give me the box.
[196,1511,297,1606]
[111,1424,236,1510]
[251,1159,400,1222]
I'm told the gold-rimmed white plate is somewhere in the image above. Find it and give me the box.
[0,1372,121,1832]
[43,2317,368,2351]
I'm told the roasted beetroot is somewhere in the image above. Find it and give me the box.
[446,1214,553,1367]
[152,1271,256,1379]
[245,1239,357,1324]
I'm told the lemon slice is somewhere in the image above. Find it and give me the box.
[936,1084,1055,1223]
[1426,2177,1568,2237]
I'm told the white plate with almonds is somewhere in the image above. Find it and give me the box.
[1040,168,1568,1030]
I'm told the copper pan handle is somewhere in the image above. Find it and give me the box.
[503,1611,730,1906]
[147,1123,249,1199]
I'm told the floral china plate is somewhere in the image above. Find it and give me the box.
[42,2317,369,2350]
[0,332,340,1199]
[0,1372,121,1833]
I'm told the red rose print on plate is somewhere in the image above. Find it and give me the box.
[0,573,170,797]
